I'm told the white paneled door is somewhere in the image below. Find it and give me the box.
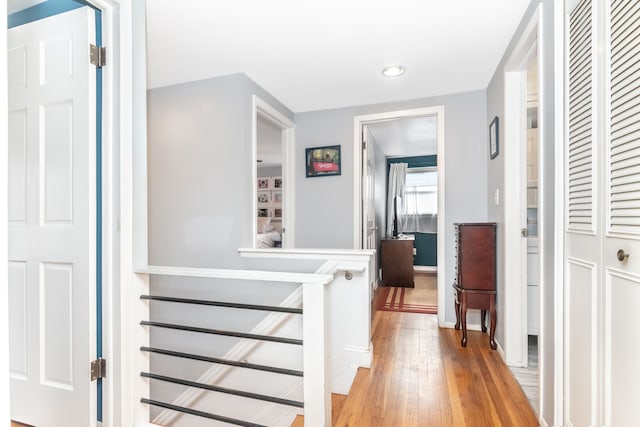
[565,0,640,425]
[362,125,377,253]
[8,7,97,427]
[362,124,378,290]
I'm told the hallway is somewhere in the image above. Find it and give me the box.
[296,310,537,426]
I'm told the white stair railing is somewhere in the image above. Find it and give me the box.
[133,265,333,427]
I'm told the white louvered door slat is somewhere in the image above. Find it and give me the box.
[603,0,640,425]
[568,0,595,232]
[609,0,640,236]
[564,0,600,425]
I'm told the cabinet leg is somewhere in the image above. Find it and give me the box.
[461,296,468,347]
[481,310,487,333]
[489,296,497,350]
[454,292,461,330]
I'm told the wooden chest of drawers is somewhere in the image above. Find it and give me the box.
[380,236,415,288]
[453,223,497,349]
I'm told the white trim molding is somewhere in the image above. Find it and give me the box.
[252,95,296,249]
[352,106,446,327]
[0,8,9,427]
[503,4,544,371]
[553,0,566,425]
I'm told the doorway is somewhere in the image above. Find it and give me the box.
[353,106,445,325]
[503,4,543,418]
[509,53,541,414]
[252,96,295,249]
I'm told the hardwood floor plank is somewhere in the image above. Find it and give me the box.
[298,310,538,426]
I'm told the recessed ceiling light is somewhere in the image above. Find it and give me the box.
[382,65,405,77]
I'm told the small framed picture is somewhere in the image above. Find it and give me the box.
[489,116,499,159]
[257,207,269,218]
[274,208,282,218]
[257,191,270,205]
[273,177,283,189]
[273,191,283,205]
[258,177,270,190]
[305,145,341,177]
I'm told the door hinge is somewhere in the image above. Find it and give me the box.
[521,227,529,237]
[362,141,367,150]
[90,44,106,68]
[91,358,106,381]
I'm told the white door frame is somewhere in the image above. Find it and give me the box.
[2,1,144,426]
[353,106,446,326]
[1,9,9,426]
[503,1,545,418]
[252,95,296,248]
[553,1,566,424]
[504,5,542,365]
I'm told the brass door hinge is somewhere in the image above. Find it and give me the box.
[91,358,106,381]
[90,44,106,68]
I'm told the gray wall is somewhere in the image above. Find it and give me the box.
[146,73,323,415]
[294,91,489,325]
[486,0,557,423]
[147,73,293,269]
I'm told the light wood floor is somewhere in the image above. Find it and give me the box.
[12,311,537,427]
[293,310,538,426]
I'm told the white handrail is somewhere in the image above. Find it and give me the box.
[138,264,333,285]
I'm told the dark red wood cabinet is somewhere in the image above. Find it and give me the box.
[380,236,415,288]
[453,222,497,349]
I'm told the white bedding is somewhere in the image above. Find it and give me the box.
[256,230,281,248]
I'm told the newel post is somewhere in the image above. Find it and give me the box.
[302,280,331,426]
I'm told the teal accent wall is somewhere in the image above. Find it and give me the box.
[387,155,438,267]
[414,233,437,266]
[388,155,437,168]
[8,0,87,28]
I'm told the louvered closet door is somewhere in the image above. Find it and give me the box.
[564,0,600,425]
[602,0,640,424]
[565,0,640,425]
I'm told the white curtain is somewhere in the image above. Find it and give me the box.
[386,163,407,236]
[401,168,438,233]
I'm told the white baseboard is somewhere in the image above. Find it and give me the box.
[442,321,483,331]
[496,340,506,361]
[413,265,437,273]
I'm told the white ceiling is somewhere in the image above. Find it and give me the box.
[7,0,46,15]
[145,0,531,113]
[367,116,438,157]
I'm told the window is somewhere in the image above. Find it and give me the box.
[403,167,437,215]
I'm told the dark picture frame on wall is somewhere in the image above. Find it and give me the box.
[305,145,341,177]
[489,116,499,159]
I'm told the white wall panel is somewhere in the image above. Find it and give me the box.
[605,270,640,426]
[8,261,28,379]
[8,46,27,89]
[9,109,27,224]
[39,36,72,85]
[40,262,73,389]
[41,101,73,224]
[565,258,596,427]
